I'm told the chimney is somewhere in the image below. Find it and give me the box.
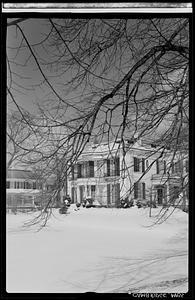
[134,133,142,146]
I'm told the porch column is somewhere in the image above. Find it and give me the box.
[151,185,155,204]
[76,186,80,203]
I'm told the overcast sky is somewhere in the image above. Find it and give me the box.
[6,17,188,142]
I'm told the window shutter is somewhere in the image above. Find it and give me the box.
[164,161,166,174]
[142,182,146,199]
[107,159,110,176]
[115,157,120,176]
[142,158,145,173]
[134,182,138,199]
[156,160,159,174]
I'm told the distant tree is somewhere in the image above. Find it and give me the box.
[7,111,33,168]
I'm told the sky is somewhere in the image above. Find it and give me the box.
[7,19,53,113]
[6,17,189,148]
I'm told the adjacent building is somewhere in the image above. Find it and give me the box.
[6,168,41,211]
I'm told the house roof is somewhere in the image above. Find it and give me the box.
[7,168,57,185]
[6,189,40,194]
[79,140,158,160]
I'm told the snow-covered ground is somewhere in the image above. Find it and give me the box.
[6,206,188,293]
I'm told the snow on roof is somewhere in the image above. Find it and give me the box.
[7,169,34,179]
[79,139,160,160]
[7,169,57,184]
[6,189,40,194]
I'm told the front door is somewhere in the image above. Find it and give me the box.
[157,188,163,205]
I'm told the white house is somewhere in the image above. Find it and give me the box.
[6,168,41,211]
[67,139,188,209]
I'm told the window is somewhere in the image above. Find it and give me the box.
[77,164,82,178]
[91,185,96,192]
[134,182,145,199]
[38,183,43,190]
[157,160,166,174]
[18,182,24,189]
[134,157,140,172]
[105,158,120,177]
[25,196,33,205]
[77,162,94,178]
[82,162,87,177]
[175,161,182,173]
[27,182,32,189]
[17,198,23,206]
[172,160,183,174]
[6,181,10,189]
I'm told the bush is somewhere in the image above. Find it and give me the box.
[136,200,157,208]
[59,206,68,214]
[83,197,94,208]
[120,197,134,208]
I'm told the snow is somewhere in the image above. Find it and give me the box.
[6,206,188,293]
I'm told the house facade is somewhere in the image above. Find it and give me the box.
[67,140,189,209]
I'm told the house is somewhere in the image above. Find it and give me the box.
[6,168,66,211]
[67,139,188,209]
[6,168,41,211]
